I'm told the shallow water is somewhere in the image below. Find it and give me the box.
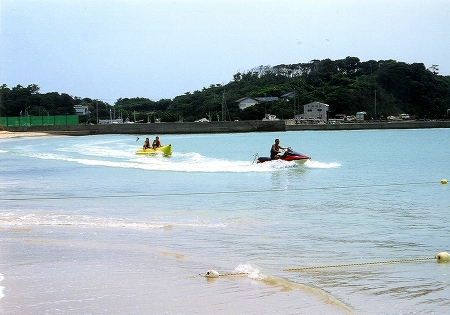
[0,129,449,314]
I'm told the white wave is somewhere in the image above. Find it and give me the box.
[304,159,341,169]
[17,145,309,173]
[57,143,135,159]
[7,135,306,173]
[253,159,300,170]
[0,213,226,230]
[0,273,4,299]
[23,150,272,173]
[234,264,265,280]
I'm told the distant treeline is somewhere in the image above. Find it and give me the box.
[1,57,450,123]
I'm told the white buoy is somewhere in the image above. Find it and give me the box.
[205,270,220,278]
[436,252,450,262]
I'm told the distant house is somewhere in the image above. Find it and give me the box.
[356,111,366,122]
[235,97,259,110]
[74,105,89,116]
[298,101,329,122]
[235,97,279,110]
[99,118,124,124]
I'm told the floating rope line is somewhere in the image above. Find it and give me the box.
[282,257,436,272]
[196,254,449,278]
[216,272,249,277]
[190,271,248,278]
[0,181,439,201]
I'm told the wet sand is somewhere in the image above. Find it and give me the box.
[0,230,355,315]
[0,131,56,139]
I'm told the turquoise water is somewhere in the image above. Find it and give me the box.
[0,129,449,314]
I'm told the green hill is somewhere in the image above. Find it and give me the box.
[2,57,450,123]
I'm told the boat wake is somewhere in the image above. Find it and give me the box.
[304,159,341,169]
[131,152,283,172]
[22,150,336,172]
[10,138,338,172]
[20,149,303,173]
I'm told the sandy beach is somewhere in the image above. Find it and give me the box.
[0,131,55,139]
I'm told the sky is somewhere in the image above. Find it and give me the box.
[1,0,449,104]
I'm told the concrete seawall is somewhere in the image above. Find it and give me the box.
[4,120,450,135]
[4,120,285,135]
[286,120,450,131]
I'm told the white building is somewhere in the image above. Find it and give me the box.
[99,118,124,124]
[356,111,366,122]
[74,105,89,116]
[236,97,259,110]
[299,102,329,122]
[235,97,279,110]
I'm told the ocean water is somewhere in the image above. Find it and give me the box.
[0,129,449,314]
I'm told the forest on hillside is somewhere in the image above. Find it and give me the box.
[1,57,450,123]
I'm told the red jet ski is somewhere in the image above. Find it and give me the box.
[254,147,310,164]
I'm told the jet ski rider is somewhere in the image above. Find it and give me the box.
[270,138,286,160]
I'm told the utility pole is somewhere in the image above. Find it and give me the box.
[221,90,227,121]
[293,88,296,117]
[374,89,377,120]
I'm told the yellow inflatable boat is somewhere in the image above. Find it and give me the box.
[136,144,172,156]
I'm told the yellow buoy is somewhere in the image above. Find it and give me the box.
[441,179,448,184]
[436,252,450,262]
[205,270,220,278]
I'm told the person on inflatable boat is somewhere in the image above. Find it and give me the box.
[143,138,151,150]
[152,136,161,149]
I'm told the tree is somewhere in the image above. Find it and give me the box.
[2,57,450,121]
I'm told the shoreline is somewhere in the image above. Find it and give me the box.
[0,130,57,139]
[3,120,450,136]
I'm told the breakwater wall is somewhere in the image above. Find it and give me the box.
[4,120,450,135]
[286,120,450,131]
[4,120,285,135]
